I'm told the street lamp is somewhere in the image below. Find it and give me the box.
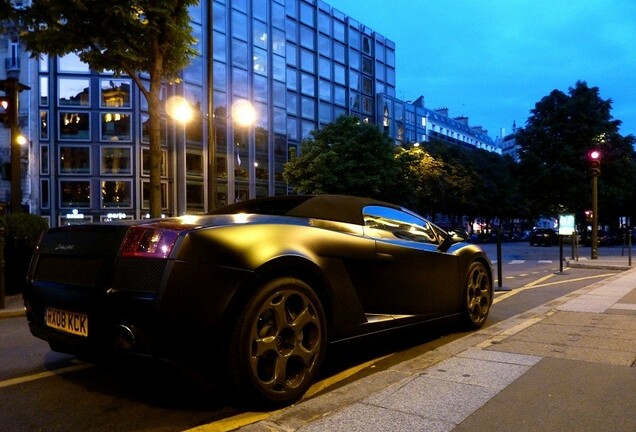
[588,149,601,260]
[167,96,256,210]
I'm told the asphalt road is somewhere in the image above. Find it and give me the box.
[0,242,626,432]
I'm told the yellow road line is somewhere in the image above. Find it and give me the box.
[186,355,391,432]
[494,271,616,304]
[0,363,92,389]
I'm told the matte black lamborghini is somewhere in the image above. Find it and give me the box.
[23,195,493,406]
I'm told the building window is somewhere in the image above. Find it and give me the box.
[60,180,91,208]
[40,145,49,174]
[140,114,167,144]
[59,112,90,140]
[58,53,90,73]
[253,47,268,76]
[59,146,90,174]
[40,179,50,209]
[101,180,132,208]
[186,151,204,178]
[300,2,314,26]
[361,56,373,75]
[141,181,168,210]
[101,112,132,141]
[59,78,90,107]
[299,25,314,50]
[39,54,49,72]
[100,79,131,108]
[334,63,346,85]
[141,148,168,177]
[186,182,205,212]
[333,41,345,64]
[101,147,132,175]
[301,73,315,96]
[301,96,315,119]
[40,110,49,140]
[39,76,48,106]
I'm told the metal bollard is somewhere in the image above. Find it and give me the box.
[0,227,5,309]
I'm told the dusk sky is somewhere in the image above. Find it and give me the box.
[327,0,636,140]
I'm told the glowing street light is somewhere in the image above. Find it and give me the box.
[231,99,256,127]
[165,96,194,124]
[588,149,602,260]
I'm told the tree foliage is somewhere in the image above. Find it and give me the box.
[18,0,199,217]
[283,116,398,200]
[516,81,636,222]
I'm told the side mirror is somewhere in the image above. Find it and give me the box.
[448,230,468,243]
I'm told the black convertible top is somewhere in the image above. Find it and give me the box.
[209,195,401,225]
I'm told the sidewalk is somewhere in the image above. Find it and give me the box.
[234,255,636,431]
[0,293,25,319]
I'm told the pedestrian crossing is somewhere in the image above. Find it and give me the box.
[491,259,554,264]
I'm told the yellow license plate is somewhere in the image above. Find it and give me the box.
[45,307,89,337]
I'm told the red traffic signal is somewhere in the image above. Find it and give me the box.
[0,96,10,126]
[588,149,601,177]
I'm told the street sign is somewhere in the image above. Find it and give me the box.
[559,214,575,236]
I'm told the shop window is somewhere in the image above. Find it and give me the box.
[60,180,91,208]
[101,180,132,208]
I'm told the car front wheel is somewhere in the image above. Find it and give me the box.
[462,261,492,329]
[227,277,327,407]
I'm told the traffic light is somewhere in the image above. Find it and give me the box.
[588,149,601,177]
[0,96,12,127]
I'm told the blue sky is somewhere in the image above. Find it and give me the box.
[326,0,636,139]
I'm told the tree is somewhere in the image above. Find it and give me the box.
[19,1,198,218]
[283,116,397,200]
[393,146,444,215]
[516,81,636,223]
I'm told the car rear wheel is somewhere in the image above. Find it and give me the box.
[227,277,327,407]
[462,261,492,329]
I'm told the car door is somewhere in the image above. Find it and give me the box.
[362,206,461,319]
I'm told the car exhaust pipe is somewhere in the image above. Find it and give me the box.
[114,324,138,350]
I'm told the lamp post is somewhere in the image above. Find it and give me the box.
[166,96,194,215]
[0,78,30,214]
[588,149,601,260]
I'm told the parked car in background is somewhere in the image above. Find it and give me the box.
[529,228,558,246]
[23,195,494,407]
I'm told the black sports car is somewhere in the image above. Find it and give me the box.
[23,195,493,406]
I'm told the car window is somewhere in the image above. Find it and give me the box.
[362,205,440,245]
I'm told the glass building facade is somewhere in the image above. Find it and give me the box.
[2,0,396,226]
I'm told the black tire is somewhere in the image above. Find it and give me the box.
[462,261,492,329]
[227,277,327,407]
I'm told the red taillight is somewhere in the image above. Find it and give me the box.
[120,225,183,259]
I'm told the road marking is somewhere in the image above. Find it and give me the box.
[509,260,525,264]
[184,355,391,431]
[0,363,92,389]
[494,271,616,304]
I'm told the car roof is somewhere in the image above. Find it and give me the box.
[209,195,402,225]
